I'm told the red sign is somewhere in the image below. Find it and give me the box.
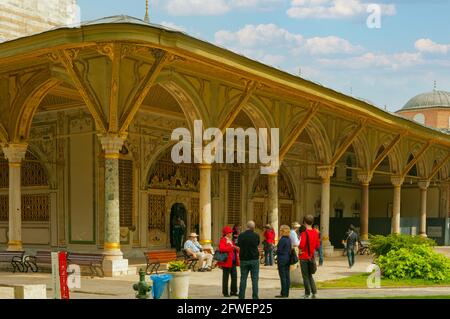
[58,252,70,300]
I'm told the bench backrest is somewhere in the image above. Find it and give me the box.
[0,251,24,262]
[144,250,177,263]
[68,253,104,265]
[35,251,53,264]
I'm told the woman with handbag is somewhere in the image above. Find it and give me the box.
[217,226,240,297]
[275,225,292,298]
[299,215,320,299]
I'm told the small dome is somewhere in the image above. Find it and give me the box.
[402,90,450,110]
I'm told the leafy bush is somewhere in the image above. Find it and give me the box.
[167,260,188,272]
[378,245,450,282]
[369,234,435,258]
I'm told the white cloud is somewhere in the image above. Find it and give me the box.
[303,36,364,55]
[415,38,450,55]
[160,21,187,32]
[215,23,362,58]
[287,0,396,19]
[164,0,282,16]
[318,52,423,70]
[215,24,303,49]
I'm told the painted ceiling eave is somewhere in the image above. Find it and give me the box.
[0,22,449,145]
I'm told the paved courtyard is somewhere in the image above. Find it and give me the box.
[1,248,450,299]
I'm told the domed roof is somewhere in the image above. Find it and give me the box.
[402,90,450,110]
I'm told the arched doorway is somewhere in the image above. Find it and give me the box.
[170,203,187,252]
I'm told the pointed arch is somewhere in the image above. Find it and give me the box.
[336,124,371,171]
[156,71,211,130]
[10,70,61,142]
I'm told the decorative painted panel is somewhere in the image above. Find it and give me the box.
[148,194,166,232]
[253,172,293,200]
[119,159,133,228]
[149,152,199,192]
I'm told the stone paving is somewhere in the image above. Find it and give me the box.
[0,249,449,299]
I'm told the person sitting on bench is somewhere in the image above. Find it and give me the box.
[184,233,213,272]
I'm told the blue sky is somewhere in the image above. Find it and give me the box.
[77,0,450,112]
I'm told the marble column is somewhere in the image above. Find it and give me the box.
[391,176,404,235]
[317,165,335,257]
[199,164,212,249]
[268,173,279,241]
[357,173,373,241]
[2,144,27,252]
[418,180,430,237]
[99,134,128,276]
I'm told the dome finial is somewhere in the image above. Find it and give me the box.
[144,0,150,23]
[434,80,437,91]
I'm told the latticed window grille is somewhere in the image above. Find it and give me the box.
[190,198,199,232]
[21,194,49,222]
[148,195,166,232]
[0,156,7,188]
[227,171,241,225]
[0,152,48,188]
[280,204,293,227]
[0,195,7,221]
[119,159,133,228]
[22,152,48,187]
[253,202,265,229]
[0,194,49,222]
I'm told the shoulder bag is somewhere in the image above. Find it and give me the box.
[305,230,317,274]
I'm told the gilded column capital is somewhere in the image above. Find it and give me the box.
[391,175,404,187]
[2,144,28,164]
[99,134,126,158]
[357,172,373,185]
[317,165,335,181]
[418,180,430,190]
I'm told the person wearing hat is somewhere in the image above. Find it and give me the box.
[184,232,213,272]
[218,226,240,297]
[290,222,301,250]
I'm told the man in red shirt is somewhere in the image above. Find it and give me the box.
[299,215,320,299]
[263,225,275,266]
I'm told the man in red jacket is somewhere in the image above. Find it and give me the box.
[299,215,320,299]
[263,224,275,266]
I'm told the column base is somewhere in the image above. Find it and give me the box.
[419,233,428,238]
[323,244,334,258]
[103,258,129,277]
[290,263,303,286]
[360,234,369,241]
[7,241,23,252]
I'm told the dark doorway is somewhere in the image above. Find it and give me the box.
[170,203,187,251]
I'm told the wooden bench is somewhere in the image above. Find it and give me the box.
[144,250,182,275]
[68,253,104,277]
[23,251,52,273]
[0,251,25,273]
[182,249,199,271]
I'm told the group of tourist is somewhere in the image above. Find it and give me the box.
[180,215,360,298]
[215,215,321,299]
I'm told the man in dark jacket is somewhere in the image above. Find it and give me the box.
[343,224,359,268]
[237,221,260,299]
